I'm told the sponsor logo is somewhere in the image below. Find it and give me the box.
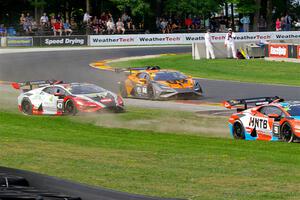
[248,117,268,129]
[44,38,85,45]
[7,37,33,47]
[270,46,287,56]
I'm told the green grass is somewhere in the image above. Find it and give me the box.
[110,54,300,86]
[1,110,300,200]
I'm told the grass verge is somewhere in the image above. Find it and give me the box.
[110,54,300,86]
[1,110,300,200]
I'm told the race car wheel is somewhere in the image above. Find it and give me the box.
[194,82,203,94]
[119,82,128,98]
[21,99,32,115]
[281,122,295,143]
[233,121,245,140]
[147,84,155,100]
[64,99,77,116]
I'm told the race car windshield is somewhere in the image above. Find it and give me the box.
[69,84,105,94]
[286,105,300,116]
[153,72,187,81]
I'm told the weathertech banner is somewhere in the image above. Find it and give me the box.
[89,31,300,46]
[35,36,88,46]
[268,44,289,58]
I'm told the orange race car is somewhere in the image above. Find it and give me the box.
[224,96,300,143]
[118,66,203,100]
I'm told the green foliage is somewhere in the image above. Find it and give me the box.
[164,0,223,16]
[28,0,47,8]
[109,0,150,16]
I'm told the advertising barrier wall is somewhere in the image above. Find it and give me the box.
[265,43,298,59]
[89,31,300,46]
[7,37,33,47]
[33,36,88,46]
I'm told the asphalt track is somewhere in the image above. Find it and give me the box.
[1,46,300,103]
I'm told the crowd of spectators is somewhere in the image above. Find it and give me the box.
[84,11,136,35]
[0,11,300,37]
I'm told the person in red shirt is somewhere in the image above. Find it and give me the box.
[275,18,281,31]
[53,19,62,36]
[185,16,192,30]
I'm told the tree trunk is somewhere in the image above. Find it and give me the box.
[266,0,273,31]
[86,0,90,13]
[253,0,261,31]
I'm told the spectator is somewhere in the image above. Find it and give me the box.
[91,16,100,34]
[0,24,7,36]
[284,13,292,31]
[98,19,106,34]
[53,19,62,36]
[184,15,192,30]
[240,15,250,32]
[160,18,168,33]
[204,18,210,30]
[280,16,285,31]
[116,18,125,34]
[224,28,237,59]
[258,16,266,31]
[40,12,49,27]
[100,12,107,22]
[83,12,91,24]
[106,18,115,34]
[63,19,72,35]
[275,18,281,31]
[192,16,201,30]
[56,13,62,23]
[19,13,26,26]
[219,15,227,32]
[50,15,56,27]
[204,29,215,59]
[24,13,33,33]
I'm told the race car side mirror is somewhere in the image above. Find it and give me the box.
[268,113,280,119]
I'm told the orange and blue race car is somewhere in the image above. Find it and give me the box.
[118,66,203,100]
[223,96,300,143]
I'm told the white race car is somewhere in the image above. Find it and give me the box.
[12,80,124,115]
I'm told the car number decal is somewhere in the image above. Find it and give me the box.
[248,117,269,130]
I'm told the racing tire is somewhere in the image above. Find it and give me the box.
[233,121,245,140]
[64,99,78,116]
[21,99,33,115]
[280,122,295,143]
[194,82,203,94]
[112,106,125,113]
[119,82,128,98]
[147,84,155,100]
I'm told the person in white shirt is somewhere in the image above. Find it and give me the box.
[204,29,215,59]
[106,19,115,34]
[83,12,91,23]
[224,28,237,59]
[116,18,125,34]
[40,13,49,27]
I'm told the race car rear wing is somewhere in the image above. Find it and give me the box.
[115,66,161,74]
[11,80,63,92]
[223,96,284,111]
